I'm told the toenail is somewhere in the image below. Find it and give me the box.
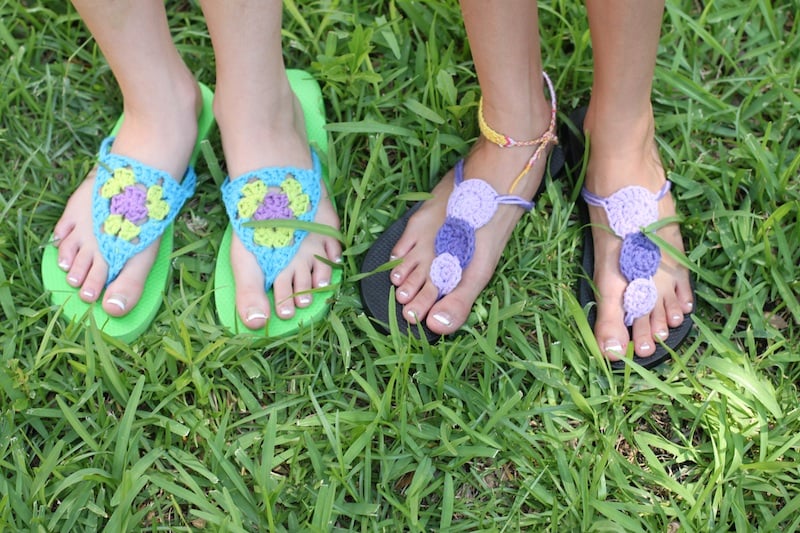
[81,288,95,299]
[672,313,683,322]
[58,259,70,271]
[656,329,669,340]
[603,339,623,355]
[278,307,292,317]
[317,279,329,288]
[686,301,694,310]
[246,308,267,322]
[391,272,402,281]
[406,310,418,322]
[639,342,652,352]
[106,295,127,312]
[298,295,311,305]
[397,289,409,299]
[432,312,452,327]
[67,275,80,285]
[390,254,398,261]
[334,256,343,264]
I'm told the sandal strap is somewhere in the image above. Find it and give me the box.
[92,136,197,284]
[581,181,672,326]
[478,71,559,195]
[221,151,322,291]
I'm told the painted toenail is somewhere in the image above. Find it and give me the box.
[432,312,452,327]
[81,288,95,299]
[639,342,652,352]
[656,329,669,340]
[246,308,267,322]
[298,295,311,305]
[391,272,402,281]
[672,313,683,322]
[397,289,409,299]
[686,301,693,310]
[278,307,292,317]
[106,295,127,311]
[406,310,418,322]
[58,259,70,271]
[603,339,623,354]
[317,279,329,288]
[334,256,343,264]
[390,254,399,261]
[67,275,80,285]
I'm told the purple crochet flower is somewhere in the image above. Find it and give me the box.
[430,252,462,296]
[619,232,661,281]
[623,278,658,326]
[435,217,475,267]
[604,186,659,237]
[254,191,293,221]
[446,178,499,228]
[110,185,148,224]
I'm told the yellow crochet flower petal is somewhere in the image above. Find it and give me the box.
[118,219,141,241]
[148,199,169,221]
[254,227,293,248]
[100,167,136,198]
[280,176,302,196]
[238,197,260,219]
[104,214,123,236]
[289,193,310,216]
[242,180,267,199]
[146,185,163,202]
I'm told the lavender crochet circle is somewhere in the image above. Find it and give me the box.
[623,278,658,326]
[430,252,462,296]
[254,191,292,221]
[619,232,661,282]
[605,186,659,237]
[110,185,148,224]
[446,178,498,229]
[434,217,475,267]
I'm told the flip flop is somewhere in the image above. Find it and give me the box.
[213,69,341,337]
[564,107,694,370]
[360,90,566,341]
[41,82,216,343]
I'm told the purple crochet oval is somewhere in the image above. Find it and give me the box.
[446,178,498,229]
[254,191,292,220]
[605,186,659,237]
[431,252,462,296]
[619,232,661,282]
[434,217,475,267]
[623,277,658,326]
[110,185,148,224]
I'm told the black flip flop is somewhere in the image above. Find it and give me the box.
[359,146,566,341]
[563,107,694,370]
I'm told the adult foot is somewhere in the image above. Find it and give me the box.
[388,97,554,335]
[583,105,694,361]
[52,73,201,317]
[215,76,341,329]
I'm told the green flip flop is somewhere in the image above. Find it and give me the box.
[41,83,216,343]
[214,69,342,337]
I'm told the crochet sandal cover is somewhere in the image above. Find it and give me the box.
[360,72,562,340]
[564,107,694,370]
[213,69,341,337]
[41,82,216,343]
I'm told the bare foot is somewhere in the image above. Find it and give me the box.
[52,73,201,317]
[388,104,554,334]
[215,76,341,329]
[583,106,694,361]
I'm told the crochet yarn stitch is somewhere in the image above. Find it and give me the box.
[222,152,322,292]
[92,136,197,285]
[582,182,671,326]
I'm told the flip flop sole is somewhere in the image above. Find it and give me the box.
[41,83,216,343]
[213,69,341,337]
[359,146,566,340]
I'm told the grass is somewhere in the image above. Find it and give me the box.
[1,0,799,530]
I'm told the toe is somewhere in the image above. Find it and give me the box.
[272,269,296,320]
[79,253,108,304]
[396,263,429,304]
[649,300,670,346]
[67,246,95,289]
[402,280,439,325]
[426,288,474,335]
[292,266,313,309]
[231,237,270,329]
[102,249,152,317]
[631,317,656,358]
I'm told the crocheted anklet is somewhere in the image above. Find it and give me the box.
[429,71,558,297]
[581,182,672,326]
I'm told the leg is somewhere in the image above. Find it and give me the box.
[198,0,341,328]
[388,0,556,334]
[584,0,694,359]
[54,0,201,315]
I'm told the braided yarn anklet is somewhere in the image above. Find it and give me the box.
[429,71,558,297]
[581,182,671,326]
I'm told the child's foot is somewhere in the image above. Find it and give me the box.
[388,98,554,335]
[215,77,341,329]
[583,106,694,360]
[52,75,201,317]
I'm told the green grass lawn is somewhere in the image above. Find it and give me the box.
[2,0,799,530]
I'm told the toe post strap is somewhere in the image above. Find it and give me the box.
[581,181,671,326]
[221,151,322,291]
[92,136,197,285]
